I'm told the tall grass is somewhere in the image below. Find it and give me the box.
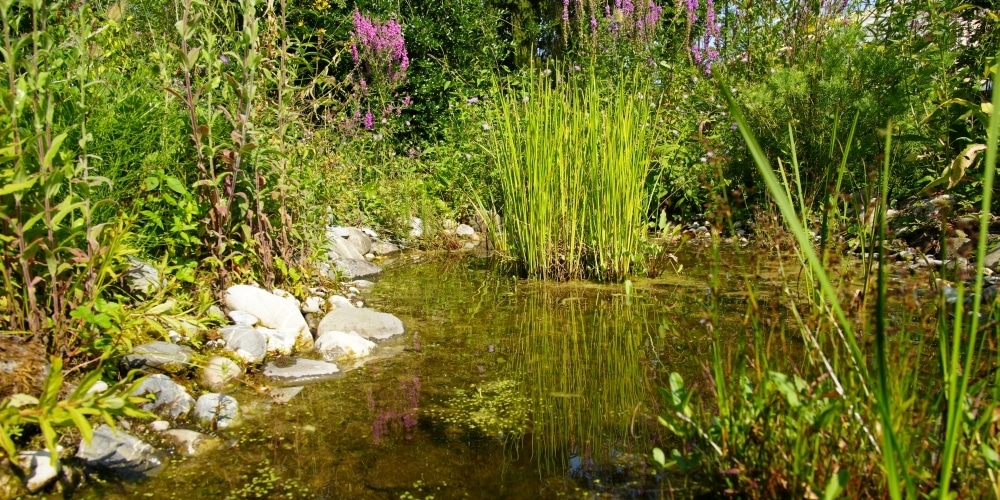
[656,63,1000,497]
[487,68,653,281]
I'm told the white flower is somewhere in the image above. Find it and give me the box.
[482,123,491,131]
[700,157,707,163]
[465,153,471,160]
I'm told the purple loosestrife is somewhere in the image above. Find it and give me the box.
[351,9,409,84]
[364,110,374,130]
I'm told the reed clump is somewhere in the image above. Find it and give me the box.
[487,68,654,281]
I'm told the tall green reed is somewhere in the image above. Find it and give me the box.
[487,68,653,281]
[657,62,1000,496]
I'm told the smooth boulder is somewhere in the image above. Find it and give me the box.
[200,356,241,391]
[256,326,296,356]
[317,308,404,341]
[124,342,193,373]
[314,330,377,361]
[76,425,166,480]
[224,285,312,350]
[17,449,61,493]
[193,394,240,430]
[131,374,195,420]
[262,358,340,386]
[334,258,383,279]
[219,325,267,364]
[161,429,221,456]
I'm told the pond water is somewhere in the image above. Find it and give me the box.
[86,248,787,499]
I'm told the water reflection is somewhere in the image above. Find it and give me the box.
[507,289,654,480]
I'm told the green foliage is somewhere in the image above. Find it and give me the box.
[486,67,655,281]
[0,357,152,470]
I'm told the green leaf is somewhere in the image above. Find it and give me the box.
[68,408,93,445]
[981,442,1000,468]
[652,447,666,468]
[769,372,800,408]
[164,176,187,195]
[822,468,849,500]
[42,132,68,169]
[0,178,36,196]
[143,176,160,191]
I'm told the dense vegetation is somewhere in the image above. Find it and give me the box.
[0,0,997,496]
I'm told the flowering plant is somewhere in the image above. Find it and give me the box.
[346,9,411,136]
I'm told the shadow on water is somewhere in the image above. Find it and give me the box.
[82,250,770,499]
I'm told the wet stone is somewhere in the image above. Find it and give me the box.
[193,394,240,430]
[76,425,166,480]
[131,374,195,420]
[335,258,383,279]
[124,342,193,373]
[262,358,340,386]
[317,308,404,341]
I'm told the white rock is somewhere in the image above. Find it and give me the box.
[316,308,405,341]
[352,280,375,289]
[456,223,475,236]
[271,288,300,309]
[256,326,296,356]
[348,287,360,294]
[328,295,354,310]
[201,356,241,390]
[193,394,240,430]
[314,330,377,361]
[149,420,170,432]
[18,448,62,493]
[410,217,423,238]
[228,310,259,326]
[224,285,312,350]
[301,296,324,314]
[219,325,267,364]
[86,380,109,395]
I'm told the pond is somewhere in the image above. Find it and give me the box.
[85,247,787,499]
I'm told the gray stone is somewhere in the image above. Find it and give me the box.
[328,295,354,310]
[224,285,312,350]
[125,257,162,296]
[262,358,340,386]
[326,226,371,260]
[371,240,400,255]
[161,429,221,456]
[256,326,296,356]
[201,356,241,391]
[986,244,1000,269]
[317,308,404,341]
[131,374,195,420]
[314,330,377,361]
[17,448,61,493]
[335,258,383,279]
[301,296,324,314]
[193,394,240,430]
[76,425,166,480]
[351,280,375,289]
[219,325,267,364]
[455,224,476,237]
[409,217,423,238]
[228,310,259,326]
[124,342,193,373]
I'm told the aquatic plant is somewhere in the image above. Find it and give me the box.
[654,54,1000,497]
[486,67,655,281]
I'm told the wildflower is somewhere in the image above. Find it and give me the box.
[574,65,581,71]
[220,54,230,65]
[402,95,412,106]
[465,153,471,160]
[730,122,737,131]
[405,121,410,126]
[364,110,374,129]
[467,96,479,104]
[700,157,707,162]
[590,17,597,31]
[482,123,491,131]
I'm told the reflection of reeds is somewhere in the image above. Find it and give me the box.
[510,290,651,475]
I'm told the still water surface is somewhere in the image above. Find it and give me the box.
[91,249,781,499]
